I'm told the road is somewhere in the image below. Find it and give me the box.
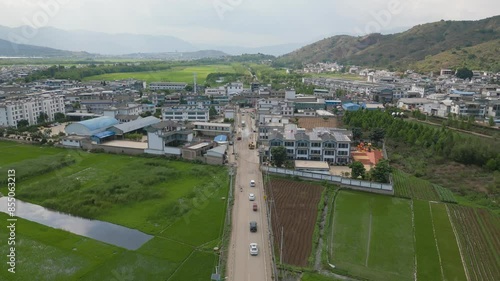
[226,109,273,281]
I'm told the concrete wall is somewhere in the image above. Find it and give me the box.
[94,145,145,155]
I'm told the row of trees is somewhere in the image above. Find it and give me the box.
[349,160,392,183]
[344,109,500,171]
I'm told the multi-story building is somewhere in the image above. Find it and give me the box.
[162,106,209,122]
[450,101,487,119]
[205,87,226,96]
[193,122,233,137]
[0,93,65,127]
[264,124,352,164]
[149,82,187,91]
[227,82,244,96]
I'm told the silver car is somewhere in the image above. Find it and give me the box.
[249,243,259,256]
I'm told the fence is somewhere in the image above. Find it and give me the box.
[262,166,394,195]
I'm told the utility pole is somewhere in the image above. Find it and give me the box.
[193,72,197,94]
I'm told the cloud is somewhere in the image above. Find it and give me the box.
[0,0,498,46]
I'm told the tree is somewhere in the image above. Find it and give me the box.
[489,116,495,127]
[37,112,49,124]
[455,68,473,80]
[370,128,385,143]
[140,111,153,118]
[17,119,29,128]
[349,161,366,179]
[209,106,218,119]
[54,112,66,122]
[352,127,362,140]
[370,159,392,183]
[185,85,193,92]
[271,146,287,168]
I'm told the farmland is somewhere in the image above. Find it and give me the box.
[448,205,500,281]
[328,191,469,281]
[329,191,414,281]
[295,117,340,131]
[393,170,440,201]
[265,179,324,267]
[83,64,237,84]
[0,141,230,280]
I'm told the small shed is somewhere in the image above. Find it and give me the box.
[295,160,330,173]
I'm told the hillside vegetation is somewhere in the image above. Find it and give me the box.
[275,16,500,72]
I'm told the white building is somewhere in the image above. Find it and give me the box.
[162,106,209,122]
[0,93,65,127]
[149,82,187,91]
[227,82,243,96]
[205,87,226,96]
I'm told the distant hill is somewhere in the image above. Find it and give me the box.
[0,26,197,55]
[0,38,90,58]
[118,50,229,60]
[275,15,500,71]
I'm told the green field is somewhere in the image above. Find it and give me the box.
[83,64,237,84]
[329,190,467,281]
[330,191,414,281]
[0,141,229,280]
[393,170,440,201]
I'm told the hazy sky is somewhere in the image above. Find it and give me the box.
[0,0,499,47]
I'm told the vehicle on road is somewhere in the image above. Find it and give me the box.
[237,136,242,140]
[249,193,255,201]
[250,221,257,232]
[250,180,255,187]
[253,203,258,211]
[248,142,255,149]
[249,243,259,256]
[229,141,233,145]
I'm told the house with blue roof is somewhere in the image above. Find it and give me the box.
[65,116,119,136]
[342,103,362,111]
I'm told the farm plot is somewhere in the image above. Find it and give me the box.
[295,117,339,131]
[393,170,440,201]
[0,141,229,281]
[433,184,457,203]
[448,205,500,281]
[265,179,323,267]
[330,191,414,281]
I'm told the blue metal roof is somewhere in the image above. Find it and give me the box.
[450,90,475,95]
[78,116,119,132]
[92,131,116,139]
[214,135,228,142]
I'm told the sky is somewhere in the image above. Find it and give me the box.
[0,0,499,47]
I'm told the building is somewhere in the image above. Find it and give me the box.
[64,116,119,136]
[162,106,209,122]
[103,104,143,118]
[397,98,432,110]
[342,103,362,111]
[0,93,65,127]
[145,121,194,156]
[108,116,161,137]
[205,145,228,165]
[294,160,330,173]
[226,82,244,96]
[193,122,232,137]
[264,125,352,164]
[149,82,187,91]
[182,142,217,161]
[205,87,226,96]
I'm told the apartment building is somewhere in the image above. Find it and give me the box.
[149,82,187,91]
[227,82,244,96]
[0,93,65,127]
[162,106,209,122]
[264,124,352,164]
[205,87,226,96]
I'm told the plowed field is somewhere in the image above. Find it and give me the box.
[265,179,323,267]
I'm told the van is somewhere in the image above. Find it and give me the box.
[250,221,257,232]
[250,180,255,187]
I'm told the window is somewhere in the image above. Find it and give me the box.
[297,149,307,155]
[324,150,335,156]
[286,149,294,154]
[297,142,308,147]
[285,142,294,147]
[310,150,321,155]
[338,143,349,149]
[324,142,336,148]
[311,142,321,147]
[338,151,348,156]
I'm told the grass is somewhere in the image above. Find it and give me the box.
[83,64,236,84]
[393,169,440,201]
[0,141,229,280]
[434,185,458,203]
[301,272,343,281]
[330,191,414,281]
[413,200,442,281]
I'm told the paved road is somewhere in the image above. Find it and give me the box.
[227,109,273,281]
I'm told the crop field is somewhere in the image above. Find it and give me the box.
[0,141,229,280]
[393,170,440,201]
[448,205,500,281]
[295,117,340,131]
[329,190,468,281]
[265,179,323,267]
[83,64,236,84]
[433,184,458,203]
[329,191,414,281]
[413,200,467,281]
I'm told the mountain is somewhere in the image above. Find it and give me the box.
[117,50,229,60]
[412,39,500,73]
[0,26,197,55]
[200,42,306,56]
[276,15,500,71]
[0,38,90,58]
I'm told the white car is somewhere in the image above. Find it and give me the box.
[249,193,256,201]
[249,243,259,256]
[250,180,256,187]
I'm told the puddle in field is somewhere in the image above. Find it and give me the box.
[0,197,152,250]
